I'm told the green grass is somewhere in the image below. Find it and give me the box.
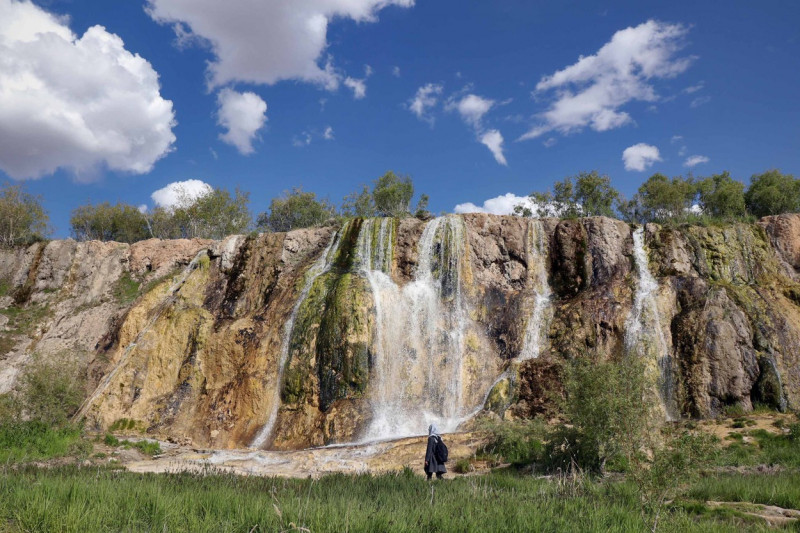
[0,421,86,463]
[103,434,161,456]
[715,424,800,468]
[0,302,51,355]
[112,272,141,305]
[0,466,780,533]
[689,472,800,511]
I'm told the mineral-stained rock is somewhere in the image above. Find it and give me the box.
[3,213,800,449]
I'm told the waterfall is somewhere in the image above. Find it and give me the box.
[625,227,678,421]
[519,219,552,361]
[250,228,346,449]
[359,216,470,441]
[74,250,208,421]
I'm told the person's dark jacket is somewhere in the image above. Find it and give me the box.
[424,435,447,474]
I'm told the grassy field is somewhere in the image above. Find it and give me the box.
[1,464,795,532]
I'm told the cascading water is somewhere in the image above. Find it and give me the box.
[519,219,552,361]
[74,250,208,421]
[625,227,678,421]
[250,228,346,449]
[358,216,470,440]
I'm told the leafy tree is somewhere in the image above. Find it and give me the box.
[696,171,747,221]
[516,171,620,218]
[258,188,335,232]
[372,171,414,217]
[70,202,150,243]
[414,194,431,218]
[173,188,251,239]
[744,169,800,218]
[341,185,376,218]
[0,183,49,246]
[622,174,698,224]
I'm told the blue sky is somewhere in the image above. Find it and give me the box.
[1,0,799,237]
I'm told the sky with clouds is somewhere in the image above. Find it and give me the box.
[1,0,799,235]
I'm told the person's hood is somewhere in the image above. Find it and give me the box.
[428,424,440,437]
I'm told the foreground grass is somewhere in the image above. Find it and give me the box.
[0,465,786,533]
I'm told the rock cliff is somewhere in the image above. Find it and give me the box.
[1,214,798,449]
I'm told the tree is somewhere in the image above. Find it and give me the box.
[173,188,251,239]
[516,171,620,218]
[372,171,414,217]
[0,183,49,247]
[697,171,747,220]
[70,202,149,243]
[341,185,376,218]
[622,174,698,224]
[258,188,335,232]
[745,169,800,218]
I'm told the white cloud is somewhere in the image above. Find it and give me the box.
[690,95,711,108]
[323,126,334,140]
[448,94,494,129]
[479,130,507,166]
[684,155,709,167]
[145,0,413,90]
[344,76,367,99]
[670,135,683,144]
[520,20,693,140]
[683,81,704,94]
[454,193,534,215]
[678,145,688,156]
[0,0,176,180]
[409,83,443,123]
[151,179,213,209]
[392,66,401,77]
[543,137,557,148]
[216,89,267,155]
[138,204,148,214]
[622,143,662,171]
[292,132,313,147]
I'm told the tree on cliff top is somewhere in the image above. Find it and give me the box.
[258,188,336,232]
[516,171,620,218]
[71,202,150,243]
[0,183,49,247]
[171,187,251,239]
[745,169,800,218]
[342,171,429,219]
[696,171,747,221]
[620,174,699,224]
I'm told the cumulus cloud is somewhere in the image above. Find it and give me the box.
[145,0,413,90]
[454,193,535,215]
[622,143,662,171]
[151,179,213,209]
[344,77,367,99]
[323,126,334,140]
[520,20,693,140]
[0,0,176,180]
[684,155,709,167]
[479,130,508,166]
[216,89,267,155]
[409,83,443,123]
[448,94,494,129]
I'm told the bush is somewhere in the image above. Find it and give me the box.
[477,418,547,466]
[18,353,86,426]
[0,421,84,463]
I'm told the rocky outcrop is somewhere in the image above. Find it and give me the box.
[2,214,800,450]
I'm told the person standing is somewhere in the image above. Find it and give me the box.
[424,424,447,480]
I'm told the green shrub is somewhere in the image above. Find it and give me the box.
[453,458,474,474]
[0,421,83,463]
[477,418,547,466]
[104,434,120,447]
[18,353,85,426]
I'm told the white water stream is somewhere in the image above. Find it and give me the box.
[625,227,678,420]
[250,228,346,449]
[519,219,553,361]
[357,216,471,440]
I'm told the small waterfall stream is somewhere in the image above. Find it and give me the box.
[625,227,678,421]
[519,219,552,361]
[250,228,346,449]
[359,216,470,440]
[74,250,208,421]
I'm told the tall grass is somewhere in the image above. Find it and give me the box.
[0,466,775,533]
[689,472,800,510]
